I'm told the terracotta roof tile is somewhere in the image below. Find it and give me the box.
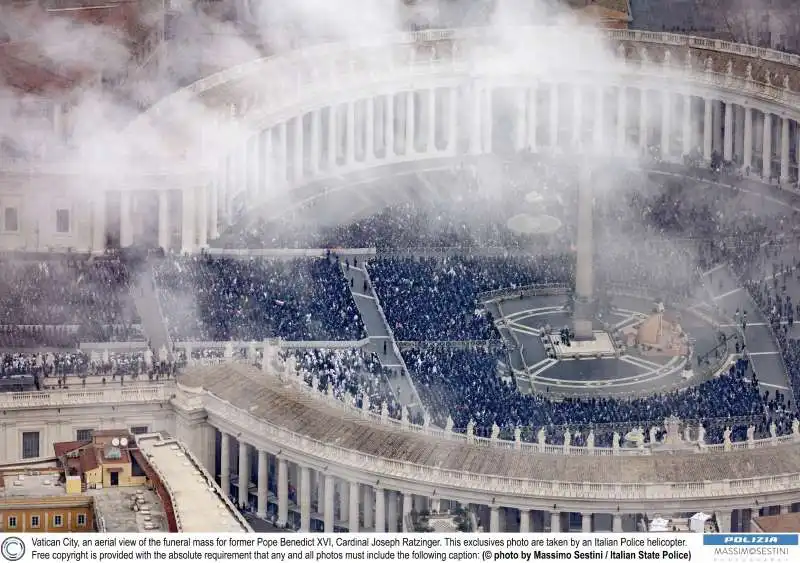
[79,448,100,473]
[53,440,91,458]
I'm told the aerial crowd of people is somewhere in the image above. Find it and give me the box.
[0,155,799,447]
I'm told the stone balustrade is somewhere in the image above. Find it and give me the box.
[0,384,174,409]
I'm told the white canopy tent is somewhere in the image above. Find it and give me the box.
[690,512,712,532]
[649,517,670,532]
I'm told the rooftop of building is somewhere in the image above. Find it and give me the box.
[54,430,136,477]
[753,512,800,533]
[87,486,167,533]
[0,470,76,502]
[136,433,251,533]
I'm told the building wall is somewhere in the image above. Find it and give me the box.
[0,403,174,464]
[98,462,145,488]
[0,183,93,252]
[0,497,95,533]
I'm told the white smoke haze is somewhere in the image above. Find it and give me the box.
[0,0,780,288]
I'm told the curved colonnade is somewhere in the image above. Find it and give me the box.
[5,27,800,532]
[173,358,800,535]
[116,27,800,255]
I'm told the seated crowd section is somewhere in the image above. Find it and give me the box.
[367,255,574,341]
[153,255,366,342]
[0,255,143,345]
[0,253,159,391]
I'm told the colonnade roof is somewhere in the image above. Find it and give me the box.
[180,363,800,485]
[615,40,800,93]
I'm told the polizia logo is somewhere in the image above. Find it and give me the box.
[703,534,799,546]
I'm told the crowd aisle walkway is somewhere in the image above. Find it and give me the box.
[132,259,173,361]
[341,260,422,411]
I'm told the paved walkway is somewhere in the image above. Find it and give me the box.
[132,259,173,361]
[341,261,421,410]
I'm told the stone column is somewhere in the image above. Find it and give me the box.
[237,441,249,508]
[120,190,133,248]
[277,457,288,527]
[426,89,436,154]
[218,157,229,227]
[734,105,745,161]
[612,514,623,533]
[157,190,168,251]
[519,510,531,533]
[209,179,219,240]
[571,85,582,148]
[682,94,692,155]
[794,127,800,189]
[339,481,349,523]
[363,486,373,530]
[261,130,273,192]
[300,466,311,532]
[780,505,790,515]
[797,127,800,189]
[277,122,288,184]
[469,84,481,154]
[247,136,258,200]
[581,513,592,532]
[489,506,500,533]
[527,87,538,151]
[405,91,415,156]
[716,510,731,533]
[374,487,386,532]
[514,89,526,151]
[293,115,304,182]
[594,88,604,153]
[550,511,560,533]
[617,86,627,153]
[660,91,670,157]
[639,89,648,150]
[256,450,267,518]
[345,102,356,166]
[220,432,230,497]
[549,83,559,149]
[181,187,195,254]
[780,117,790,183]
[703,98,713,160]
[482,88,493,153]
[402,493,412,532]
[196,186,208,249]
[743,107,753,171]
[385,94,395,158]
[573,166,594,341]
[447,87,458,154]
[93,193,106,254]
[324,475,335,532]
[349,481,360,532]
[310,110,321,174]
[366,97,376,161]
[327,105,338,169]
[763,112,773,180]
[713,100,723,152]
[387,491,399,532]
[723,103,734,161]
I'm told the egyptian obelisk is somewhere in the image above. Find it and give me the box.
[573,165,595,341]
